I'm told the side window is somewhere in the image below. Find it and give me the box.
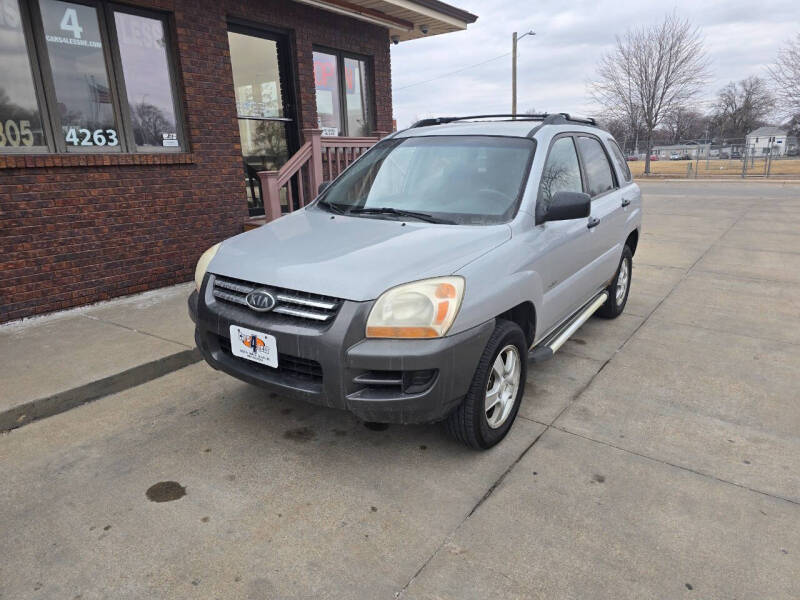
[607,138,632,182]
[577,136,616,197]
[537,136,582,216]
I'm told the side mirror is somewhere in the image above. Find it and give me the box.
[539,191,591,224]
[318,181,331,195]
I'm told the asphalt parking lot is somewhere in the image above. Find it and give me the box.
[1,180,799,599]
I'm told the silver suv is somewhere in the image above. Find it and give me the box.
[189,113,642,449]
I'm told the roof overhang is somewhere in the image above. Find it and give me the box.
[292,0,477,41]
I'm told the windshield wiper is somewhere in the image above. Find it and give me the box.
[348,207,455,224]
[317,200,348,215]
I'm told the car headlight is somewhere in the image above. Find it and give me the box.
[194,243,221,291]
[366,276,465,339]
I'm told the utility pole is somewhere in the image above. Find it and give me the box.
[512,31,517,117]
[511,30,535,117]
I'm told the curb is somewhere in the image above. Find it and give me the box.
[634,177,800,184]
[1,348,202,433]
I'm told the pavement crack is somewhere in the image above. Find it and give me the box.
[550,425,800,507]
[81,314,193,349]
[396,392,580,597]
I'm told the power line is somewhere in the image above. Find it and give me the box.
[393,51,513,92]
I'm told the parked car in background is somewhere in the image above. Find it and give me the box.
[731,151,741,159]
[720,152,730,159]
[189,113,642,449]
[670,152,680,160]
[626,155,638,161]
[787,148,799,157]
[649,154,659,161]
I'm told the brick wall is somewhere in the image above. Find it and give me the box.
[0,0,392,322]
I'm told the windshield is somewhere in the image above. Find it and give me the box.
[318,135,535,225]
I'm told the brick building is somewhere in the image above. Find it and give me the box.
[0,0,476,322]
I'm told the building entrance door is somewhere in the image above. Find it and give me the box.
[227,26,297,216]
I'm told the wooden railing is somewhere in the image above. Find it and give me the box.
[255,128,382,224]
[321,136,379,181]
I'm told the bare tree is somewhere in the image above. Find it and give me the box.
[768,33,800,119]
[591,13,709,173]
[711,76,774,138]
[661,106,708,143]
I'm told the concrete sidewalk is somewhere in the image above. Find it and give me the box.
[0,283,200,432]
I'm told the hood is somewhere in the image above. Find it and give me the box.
[208,207,511,301]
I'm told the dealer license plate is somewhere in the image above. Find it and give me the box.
[229,325,278,368]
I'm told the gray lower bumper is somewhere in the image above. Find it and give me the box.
[190,285,494,424]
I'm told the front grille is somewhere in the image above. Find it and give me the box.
[212,275,341,324]
[218,335,323,384]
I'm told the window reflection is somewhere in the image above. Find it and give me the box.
[228,30,290,215]
[538,137,582,218]
[115,11,179,150]
[39,0,120,150]
[344,57,369,137]
[313,51,340,136]
[0,0,46,150]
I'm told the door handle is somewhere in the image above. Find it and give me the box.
[621,197,631,207]
[587,217,600,229]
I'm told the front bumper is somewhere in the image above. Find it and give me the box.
[189,280,493,424]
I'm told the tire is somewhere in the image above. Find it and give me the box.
[597,245,633,319]
[444,320,527,449]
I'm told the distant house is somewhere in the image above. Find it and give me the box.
[745,126,799,156]
[651,142,710,159]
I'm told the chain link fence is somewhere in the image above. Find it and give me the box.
[620,138,800,179]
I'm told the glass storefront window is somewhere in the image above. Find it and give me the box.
[39,0,120,150]
[1,0,185,153]
[0,0,46,150]
[344,56,369,137]
[313,49,372,137]
[229,30,292,215]
[114,11,180,150]
[228,32,284,120]
[313,50,341,136]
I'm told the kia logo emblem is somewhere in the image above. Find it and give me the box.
[245,289,276,312]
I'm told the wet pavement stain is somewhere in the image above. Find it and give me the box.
[592,474,606,483]
[280,408,293,415]
[570,338,587,345]
[364,422,389,431]
[333,429,348,436]
[146,481,186,502]
[370,506,378,512]
[201,516,210,523]
[419,444,427,450]
[685,583,693,590]
[283,427,316,442]
[103,525,111,531]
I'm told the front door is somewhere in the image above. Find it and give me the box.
[227,26,297,216]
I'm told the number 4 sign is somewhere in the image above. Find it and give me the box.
[60,7,83,39]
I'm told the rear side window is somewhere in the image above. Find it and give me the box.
[577,136,615,197]
[607,139,632,182]
[538,136,583,214]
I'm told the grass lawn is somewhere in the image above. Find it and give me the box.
[628,157,800,178]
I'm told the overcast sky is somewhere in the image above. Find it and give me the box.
[389,0,798,128]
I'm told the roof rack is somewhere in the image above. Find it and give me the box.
[410,112,597,128]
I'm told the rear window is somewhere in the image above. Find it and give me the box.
[607,138,632,182]
[577,136,616,197]
[318,135,535,225]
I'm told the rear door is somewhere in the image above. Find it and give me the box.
[575,135,626,291]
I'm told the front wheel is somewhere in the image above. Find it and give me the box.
[444,320,527,449]
[597,245,633,319]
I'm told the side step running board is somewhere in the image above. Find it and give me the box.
[528,291,609,363]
